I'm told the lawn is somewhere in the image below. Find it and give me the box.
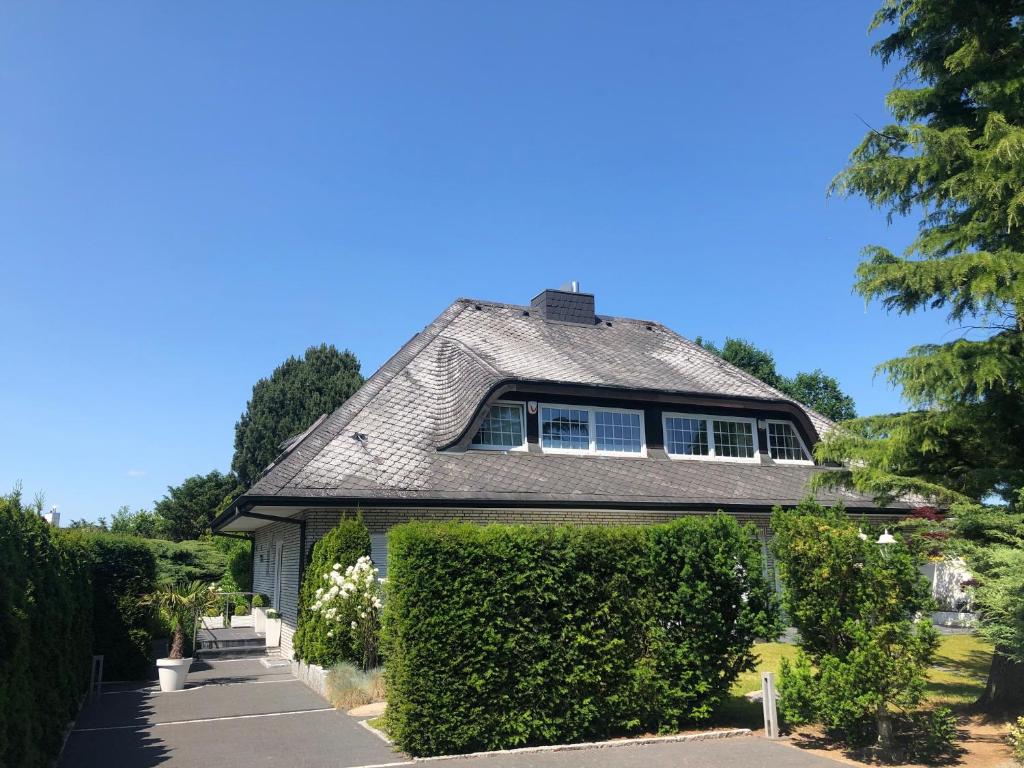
[715,634,994,729]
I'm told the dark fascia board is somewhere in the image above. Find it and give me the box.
[217,493,901,519]
[438,379,824,452]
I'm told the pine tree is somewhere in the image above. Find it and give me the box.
[820,0,1024,712]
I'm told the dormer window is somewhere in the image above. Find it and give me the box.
[470,402,526,451]
[540,404,645,456]
[766,420,811,463]
[663,413,758,462]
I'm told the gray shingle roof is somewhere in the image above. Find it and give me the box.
[242,297,880,510]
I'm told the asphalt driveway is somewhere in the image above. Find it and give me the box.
[59,657,401,768]
[60,657,844,768]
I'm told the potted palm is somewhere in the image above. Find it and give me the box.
[145,581,219,692]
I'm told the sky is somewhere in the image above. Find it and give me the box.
[0,1,951,523]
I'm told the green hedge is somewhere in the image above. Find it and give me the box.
[383,516,778,756]
[0,495,93,768]
[293,518,371,665]
[67,532,158,681]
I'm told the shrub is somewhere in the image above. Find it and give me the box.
[0,491,93,768]
[146,538,229,584]
[252,593,266,608]
[1010,716,1024,765]
[66,531,159,681]
[309,555,383,670]
[325,662,386,710]
[233,601,249,616]
[383,516,777,756]
[293,517,371,665]
[773,502,942,754]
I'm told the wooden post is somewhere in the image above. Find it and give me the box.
[761,671,779,739]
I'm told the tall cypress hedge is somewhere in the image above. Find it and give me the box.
[68,532,158,680]
[383,516,779,756]
[0,495,93,768]
[293,517,371,665]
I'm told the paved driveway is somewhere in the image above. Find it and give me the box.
[60,657,402,768]
[61,657,844,768]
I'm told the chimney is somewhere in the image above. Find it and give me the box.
[530,284,596,325]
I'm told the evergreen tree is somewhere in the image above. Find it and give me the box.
[232,344,363,487]
[820,0,1024,711]
[152,470,242,541]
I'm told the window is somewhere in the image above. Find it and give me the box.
[662,413,758,462]
[540,404,645,455]
[712,419,755,459]
[540,406,590,450]
[664,416,709,456]
[595,410,643,453]
[471,402,526,450]
[766,420,811,462]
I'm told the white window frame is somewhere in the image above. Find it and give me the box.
[662,412,760,463]
[539,403,647,457]
[469,400,529,452]
[764,419,813,464]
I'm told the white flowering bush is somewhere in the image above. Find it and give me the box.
[311,555,383,670]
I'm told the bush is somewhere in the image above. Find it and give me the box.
[773,502,942,754]
[0,492,93,768]
[252,593,266,608]
[383,516,777,756]
[146,538,229,584]
[293,517,371,665]
[1010,716,1024,765]
[233,601,249,616]
[325,662,386,710]
[66,531,158,681]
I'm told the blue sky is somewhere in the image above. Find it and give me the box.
[1,1,949,522]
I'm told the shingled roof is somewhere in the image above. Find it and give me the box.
[227,294,886,515]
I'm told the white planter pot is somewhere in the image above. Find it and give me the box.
[156,657,193,692]
[230,614,254,628]
[265,618,282,648]
[201,616,224,630]
[253,606,267,634]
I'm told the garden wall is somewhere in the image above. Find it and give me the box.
[383,516,779,756]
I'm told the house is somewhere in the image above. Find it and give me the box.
[212,287,901,658]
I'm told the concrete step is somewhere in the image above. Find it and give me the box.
[195,644,268,661]
[196,635,266,650]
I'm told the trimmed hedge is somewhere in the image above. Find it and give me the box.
[67,532,158,681]
[383,516,778,756]
[293,517,371,665]
[1,495,93,768]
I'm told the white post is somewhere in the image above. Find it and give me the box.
[761,671,779,739]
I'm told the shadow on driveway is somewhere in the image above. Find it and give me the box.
[60,658,401,768]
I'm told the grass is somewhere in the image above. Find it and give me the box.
[715,634,994,729]
[325,663,386,710]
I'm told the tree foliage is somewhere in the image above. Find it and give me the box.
[152,470,242,541]
[110,505,167,539]
[697,337,857,421]
[232,344,363,488]
[819,0,1024,505]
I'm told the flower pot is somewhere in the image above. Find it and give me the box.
[253,606,267,634]
[265,617,282,648]
[156,657,193,692]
